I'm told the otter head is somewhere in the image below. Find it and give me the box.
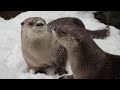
[21,17,47,36]
[52,25,85,49]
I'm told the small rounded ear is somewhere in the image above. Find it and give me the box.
[21,22,24,26]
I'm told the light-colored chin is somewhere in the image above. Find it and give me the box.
[52,30,72,49]
[52,30,64,44]
[52,30,58,39]
[52,30,56,36]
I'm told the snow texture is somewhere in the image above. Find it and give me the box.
[0,11,120,79]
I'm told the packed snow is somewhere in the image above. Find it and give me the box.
[0,11,120,79]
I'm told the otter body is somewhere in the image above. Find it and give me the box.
[53,25,120,79]
[21,17,68,75]
[48,17,110,39]
[21,17,110,75]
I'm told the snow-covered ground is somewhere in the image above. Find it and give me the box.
[0,11,120,79]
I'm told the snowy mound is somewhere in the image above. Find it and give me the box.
[0,11,120,79]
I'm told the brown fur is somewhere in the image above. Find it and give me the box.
[53,25,120,79]
[21,17,110,76]
[48,17,110,39]
[21,17,68,75]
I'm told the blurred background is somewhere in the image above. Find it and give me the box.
[1,11,120,29]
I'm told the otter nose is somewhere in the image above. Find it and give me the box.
[36,23,44,26]
[36,20,44,26]
[53,27,56,31]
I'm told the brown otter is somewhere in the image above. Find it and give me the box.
[48,17,110,39]
[21,17,110,76]
[21,17,68,75]
[52,25,120,79]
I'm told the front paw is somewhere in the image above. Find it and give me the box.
[35,70,47,75]
[59,75,74,79]
[55,68,68,75]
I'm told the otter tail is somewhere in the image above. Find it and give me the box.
[87,25,110,39]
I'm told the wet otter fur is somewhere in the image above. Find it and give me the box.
[21,17,110,76]
[52,25,120,79]
[21,17,68,75]
[48,17,110,39]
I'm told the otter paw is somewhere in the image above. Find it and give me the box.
[55,68,68,75]
[59,75,74,79]
[35,70,47,74]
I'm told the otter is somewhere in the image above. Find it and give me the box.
[48,17,110,39]
[21,17,68,75]
[21,17,110,76]
[52,25,120,79]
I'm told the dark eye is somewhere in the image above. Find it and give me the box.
[29,22,33,26]
[36,23,44,26]
[76,38,80,42]
[21,22,24,26]
[62,32,66,34]
[62,31,67,36]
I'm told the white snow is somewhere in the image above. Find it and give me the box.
[0,11,120,79]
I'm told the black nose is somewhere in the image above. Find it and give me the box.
[53,27,56,31]
[36,23,44,26]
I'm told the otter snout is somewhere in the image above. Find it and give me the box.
[52,27,56,36]
[35,21,45,27]
[36,23,44,26]
[53,27,57,31]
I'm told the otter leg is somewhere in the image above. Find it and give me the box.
[27,64,47,74]
[59,75,74,79]
[55,68,68,75]
[54,47,68,75]
[34,67,47,75]
[35,69,47,74]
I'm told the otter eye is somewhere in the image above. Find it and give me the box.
[21,22,24,26]
[61,31,67,36]
[76,38,80,42]
[62,32,66,34]
[36,23,44,26]
[29,22,33,26]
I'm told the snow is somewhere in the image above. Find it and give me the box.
[0,11,120,79]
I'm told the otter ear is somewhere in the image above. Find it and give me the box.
[21,22,24,26]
